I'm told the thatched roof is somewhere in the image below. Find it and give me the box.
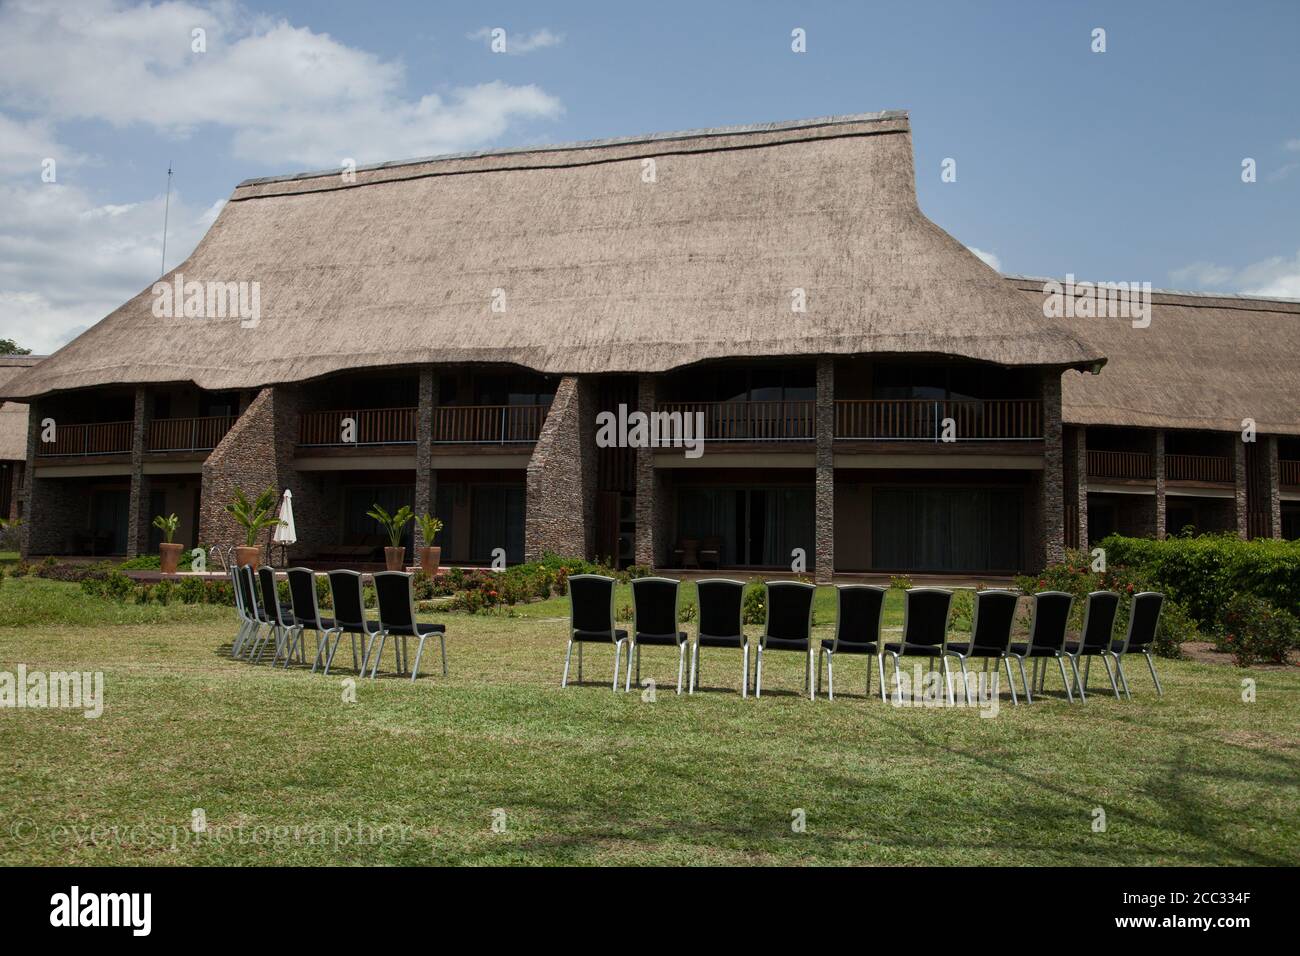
[0,356,42,459]
[2,111,1101,401]
[1008,277,1300,435]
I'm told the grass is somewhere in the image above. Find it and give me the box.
[0,577,1297,866]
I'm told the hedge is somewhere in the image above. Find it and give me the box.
[1097,534,1300,630]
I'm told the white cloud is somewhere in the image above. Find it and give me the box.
[966,246,1002,272]
[1169,251,1300,299]
[469,27,565,55]
[0,0,564,167]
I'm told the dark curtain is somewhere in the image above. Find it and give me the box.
[872,488,1022,572]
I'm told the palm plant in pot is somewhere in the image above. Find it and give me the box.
[153,513,183,573]
[416,514,444,575]
[367,503,413,571]
[226,486,280,570]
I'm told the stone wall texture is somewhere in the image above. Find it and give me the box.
[525,375,596,561]
[634,374,659,566]
[1039,370,1065,567]
[814,357,834,583]
[1233,438,1248,539]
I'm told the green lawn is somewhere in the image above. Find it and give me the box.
[0,577,1296,865]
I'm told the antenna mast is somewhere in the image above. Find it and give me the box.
[160,162,173,277]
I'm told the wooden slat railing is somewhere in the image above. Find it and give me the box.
[431,404,548,443]
[298,408,417,446]
[656,400,816,441]
[36,421,133,457]
[1167,453,1232,483]
[834,399,1042,440]
[147,415,235,452]
[1281,460,1300,487]
[1086,449,1154,480]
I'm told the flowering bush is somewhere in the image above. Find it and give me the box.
[1218,594,1298,666]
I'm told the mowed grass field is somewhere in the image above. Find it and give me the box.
[1,576,1297,866]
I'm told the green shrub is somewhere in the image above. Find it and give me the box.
[680,599,698,623]
[889,574,913,591]
[615,602,634,623]
[949,589,975,632]
[1218,594,1299,666]
[80,570,135,602]
[742,582,766,626]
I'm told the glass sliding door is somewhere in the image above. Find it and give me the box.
[871,487,1023,572]
[676,486,814,568]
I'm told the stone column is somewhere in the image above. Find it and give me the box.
[18,400,39,557]
[1265,435,1282,539]
[525,376,595,561]
[814,357,834,584]
[1153,430,1166,540]
[413,368,437,547]
[634,374,659,567]
[1073,426,1089,548]
[1039,370,1066,568]
[125,386,154,557]
[1233,437,1249,539]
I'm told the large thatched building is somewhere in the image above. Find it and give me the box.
[3,112,1297,574]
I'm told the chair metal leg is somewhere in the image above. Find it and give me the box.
[755,646,764,698]
[1067,655,1084,701]
[578,642,583,683]
[688,642,698,694]
[676,643,685,694]
[825,649,834,701]
[626,642,636,693]
[1084,655,1092,690]
[865,653,872,699]
[741,643,749,698]
[1144,649,1163,697]
[1003,655,1018,706]
[956,655,972,706]
[1114,653,1132,700]
[890,652,903,705]
[940,655,955,706]
[613,639,625,692]
[816,647,824,697]
[1100,652,1122,700]
[410,636,428,682]
[1016,656,1032,703]
[368,632,387,678]
[440,634,447,676]
[807,649,814,701]
[561,639,574,687]
[323,629,344,675]
[876,652,886,702]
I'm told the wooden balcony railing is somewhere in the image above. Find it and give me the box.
[1167,453,1232,483]
[37,421,133,457]
[147,415,235,452]
[834,399,1042,441]
[431,404,547,443]
[1282,460,1300,487]
[1087,449,1154,480]
[656,401,816,441]
[299,408,417,447]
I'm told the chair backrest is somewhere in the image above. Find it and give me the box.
[902,588,953,648]
[228,564,245,617]
[1080,591,1121,650]
[238,565,260,620]
[286,568,321,630]
[1028,591,1073,650]
[1121,592,1164,652]
[569,574,616,640]
[374,571,416,630]
[327,570,366,629]
[632,577,679,639]
[257,567,287,625]
[763,581,816,645]
[970,589,1019,652]
[832,585,886,651]
[696,579,745,640]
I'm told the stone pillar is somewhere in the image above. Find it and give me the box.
[1073,426,1089,548]
[634,374,659,567]
[18,400,38,557]
[814,357,834,584]
[1039,370,1065,568]
[525,376,596,561]
[1153,430,1166,540]
[413,368,437,548]
[1233,436,1248,539]
[125,386,154,558]
[1265,435,1282,539]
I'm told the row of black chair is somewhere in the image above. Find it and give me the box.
[227,566,447,682]
[565,576,1165,703]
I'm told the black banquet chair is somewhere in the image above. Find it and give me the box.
[372,571,447,681]
[689,579,749,697]
[1008,591,1076,703]
[883,588,955,705]
[629,577,689,694]
[256,566,297,666]
[817,585,887,701]
[943,589,1021,705]
[284,567,334,671]
[229,563,255,658]
[755,581,817,699]
[562,574,629,691]
[1063,590,1122,701]
[1111,591,1165,699]
[324,570,381,675]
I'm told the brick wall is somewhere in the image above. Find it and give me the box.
[814,357,834,583]
[525,375,596,560]
[1039,370,1065,568]
[634,374,659,566]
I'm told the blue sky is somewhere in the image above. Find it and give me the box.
[1,0,1297,352]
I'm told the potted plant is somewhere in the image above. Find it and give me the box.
[225,486,280,570]
[367,503,413,571]
[416,514,444,575]
[153,513,183,573]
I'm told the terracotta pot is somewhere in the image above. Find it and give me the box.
[159,542,184,574]
[384,546,405,572]
[235,545,261,571]
[419,546,441,576]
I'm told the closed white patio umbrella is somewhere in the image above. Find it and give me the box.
[273,488,296,565]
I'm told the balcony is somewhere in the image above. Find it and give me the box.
[656,400,816,442]
[1087,450,1153,481]
[37,421,133,457]
[147,415,235,453]
[834,399,1043,441]
[299,408,417,447]
[1167,453,1232,483]
[432,404,547,444]
[1282,460,1300,488]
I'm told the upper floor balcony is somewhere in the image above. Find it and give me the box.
[34,384,238,460]
[1283,459,1300,488]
